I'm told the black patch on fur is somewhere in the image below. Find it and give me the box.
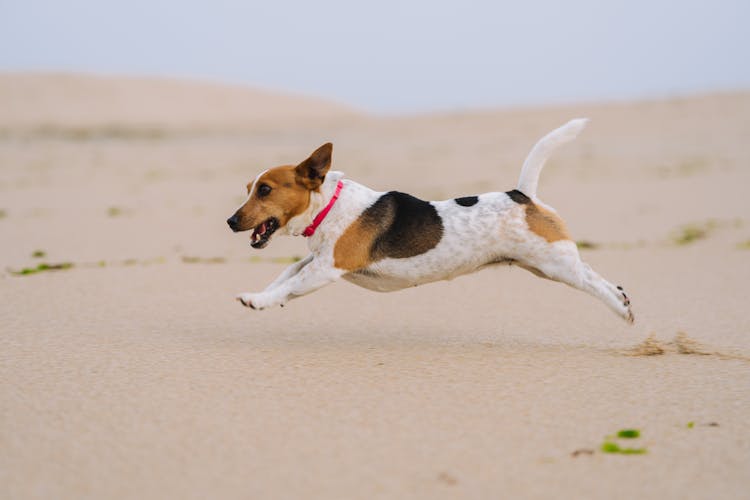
[454,196,479,207]
[361,191,443,260]
[506,189,531,204]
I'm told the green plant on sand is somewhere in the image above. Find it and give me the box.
[600,428,647,455]
[11,262,74,276]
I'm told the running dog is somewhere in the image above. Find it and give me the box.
[227,119,634,323]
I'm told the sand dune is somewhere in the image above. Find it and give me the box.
[1,74,749,500]
[0,73,360,129]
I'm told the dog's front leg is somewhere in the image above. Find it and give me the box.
[262,254,314,292]
[235,254,312,309]
[237,258,342,310]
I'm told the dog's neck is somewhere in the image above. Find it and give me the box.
[284,170,345,237]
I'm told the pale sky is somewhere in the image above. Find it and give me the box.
[1,0,749,112]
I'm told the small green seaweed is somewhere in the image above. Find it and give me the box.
[0,209,7,219]
[599,427,647,455]
[687,421,695,428]
[673,224,708,245]
[144,169,167,181]
[11,262,73,276]
[601,442,621,453]
[107,206,123,217]
[31,250,46,258]
[600,441,646,455]
[737,240,750,250]
[619,447,647,455]
[182,256,226,264]
[576,240,599,250]
[617,429,640,439]
[677,158,709,176]
[271,255,303,264]
[654,158,710,178]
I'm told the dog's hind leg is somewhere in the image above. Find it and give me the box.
[575,261,634,324]
[519,241,634,323]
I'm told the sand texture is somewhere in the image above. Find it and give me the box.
[1,74,749,499]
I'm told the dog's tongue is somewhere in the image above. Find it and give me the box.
[251,222,267,243]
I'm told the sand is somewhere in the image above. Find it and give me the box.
[1,74,749,499]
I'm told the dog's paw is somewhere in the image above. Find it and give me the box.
[236,293,261,310]
[617,285,635,324]
[236,292,280,310]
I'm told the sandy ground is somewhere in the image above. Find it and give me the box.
[1,74,749,499]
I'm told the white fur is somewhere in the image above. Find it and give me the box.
[517,118,588,199]
[233,168,269,214]
[237,120,634,323]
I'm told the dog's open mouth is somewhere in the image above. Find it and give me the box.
[250,217,279,249]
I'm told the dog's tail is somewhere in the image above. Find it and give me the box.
[517,118,588,199]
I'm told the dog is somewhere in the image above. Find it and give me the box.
[227,119,634,323]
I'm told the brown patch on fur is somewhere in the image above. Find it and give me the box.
[506,190,569,242]
[525,203,570,242]
[334,213,382,271]
[233,165,311,231]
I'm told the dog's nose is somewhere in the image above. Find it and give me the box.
[227,214,241,232]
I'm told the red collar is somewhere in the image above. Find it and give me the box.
[302,180,344,237]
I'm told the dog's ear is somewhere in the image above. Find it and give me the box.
[295,143,332,190]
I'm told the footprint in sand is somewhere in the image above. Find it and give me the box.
[624,332,749,361]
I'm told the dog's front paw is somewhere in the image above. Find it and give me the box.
[236,292,278,310]
[236,292,261,310]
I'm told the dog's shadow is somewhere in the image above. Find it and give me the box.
[199,320,612,358]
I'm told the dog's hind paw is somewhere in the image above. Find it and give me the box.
[617,285,635,324]
[625,307,635,324]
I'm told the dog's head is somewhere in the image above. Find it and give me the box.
[227,143,333,248]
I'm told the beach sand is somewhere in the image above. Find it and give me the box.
[1,74,749,499]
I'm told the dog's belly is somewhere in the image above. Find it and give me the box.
[343,254,500,292]
[342,263,468,292]
[342,269,419,292]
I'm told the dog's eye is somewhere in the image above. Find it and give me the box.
[257,184,272,197]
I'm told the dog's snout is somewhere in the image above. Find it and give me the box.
[227,213,241,232]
